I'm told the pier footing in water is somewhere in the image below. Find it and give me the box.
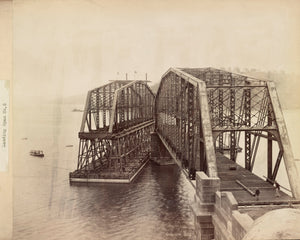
[69,159,149,184]
[69,153,150,184]
[150,132,175,166]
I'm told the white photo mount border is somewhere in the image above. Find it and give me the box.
[0,79,9,172]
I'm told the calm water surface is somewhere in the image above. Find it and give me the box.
[13,102,195,240]
[13,101,300,240]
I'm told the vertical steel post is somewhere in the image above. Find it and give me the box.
[187,83,195,175]
[194,84,201,171]
[180,79,186,166]
[103,86,106,127]
[88,96,92,131]
[126,87,129,127]
[244,88,251,170]
[175,76,180,155]
[230,88,236,161]
[267,106,273,180]
[77,139,83,170]
[96,90,100,129]
[218,83,224,153]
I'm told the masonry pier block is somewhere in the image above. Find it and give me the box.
[191,171,220,240]
[191,171,256,240]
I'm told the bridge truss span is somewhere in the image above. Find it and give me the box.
[155,67,300,198]
[71,80,155,181]
[155,68,218,178]
[80,80,154,135]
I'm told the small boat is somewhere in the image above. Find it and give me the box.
[30,150,44,157]
[72,108,83,112]
[65,145,73,147]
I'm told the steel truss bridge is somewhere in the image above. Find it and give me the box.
[70,80,155,179]
[70,68,300,199]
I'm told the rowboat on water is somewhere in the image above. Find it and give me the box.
[30,150,44,157]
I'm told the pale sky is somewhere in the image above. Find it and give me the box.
[13,0,300,98]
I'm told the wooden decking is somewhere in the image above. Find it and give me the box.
[216,153,298,206]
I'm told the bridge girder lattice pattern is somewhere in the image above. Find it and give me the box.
[155,67,299,198]
[80,80,154,135]
[71,80,155,179]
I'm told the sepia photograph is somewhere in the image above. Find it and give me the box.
[0,0,300,239]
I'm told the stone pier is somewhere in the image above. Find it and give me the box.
[191,170,300,240]
[191,171,255,240]
[191,172,220,240]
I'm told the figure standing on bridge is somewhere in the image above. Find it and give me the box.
[255,189,260,201]
[189,168,196,180]
[275,181,281,198]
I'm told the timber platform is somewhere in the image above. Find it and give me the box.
[69,152,150,184]
[216,153,297,206]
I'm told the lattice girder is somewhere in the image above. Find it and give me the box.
[80,80,155,135]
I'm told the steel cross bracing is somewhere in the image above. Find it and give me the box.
[155,67,300,199]
[71,80,155,179]
[80,80,154,134]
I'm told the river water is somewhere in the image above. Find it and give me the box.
[13,101,300,240]
[13,102,195,240]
